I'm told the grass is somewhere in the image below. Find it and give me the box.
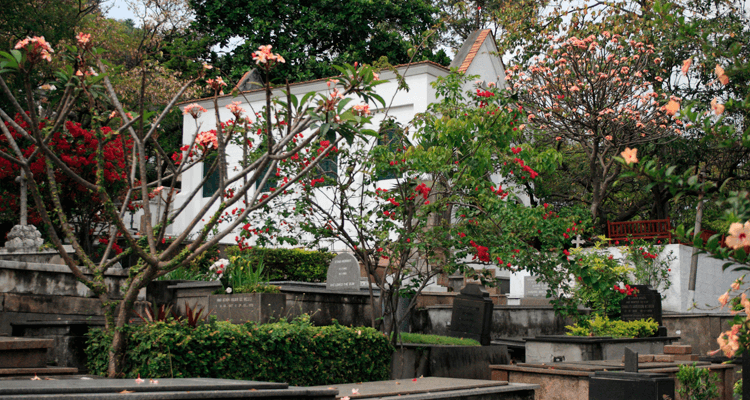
[395,332,481,346]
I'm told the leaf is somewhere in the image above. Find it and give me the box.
[336,97,353,114]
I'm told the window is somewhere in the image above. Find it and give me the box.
[376,123,402,180]
[255,164,278,193]
[202,154,221,198]
[313,154,338,185]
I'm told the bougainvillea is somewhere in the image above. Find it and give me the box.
[0,115,132,247]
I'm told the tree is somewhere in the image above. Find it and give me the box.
[0,31,381,377]
[0,116,132,254]
[188,0,449,83]
[512,31,678,228]
[266,71,588,342]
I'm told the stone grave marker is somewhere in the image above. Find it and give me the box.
[619,285,663,327]
[448,283,494,345]
[209,293,286,324]
[326,253,361,291]
[521,276,550,305]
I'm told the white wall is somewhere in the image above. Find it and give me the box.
[508,243,745,313]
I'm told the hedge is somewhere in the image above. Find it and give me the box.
[86,317,392,386]
[226,246,335,283]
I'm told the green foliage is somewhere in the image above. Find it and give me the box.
[566,315,659,338]
[189,0,448,83]
[549,240,632,321]
[225,246,333,283]
[395,333,480,346]
[233,284,280,294]
[676,363,720,400]
[86,317,392,385]
[623,238,674,295]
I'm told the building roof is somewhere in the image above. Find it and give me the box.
[179,60,449,106]
[449,29,494,73]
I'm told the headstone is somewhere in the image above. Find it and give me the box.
[619,285,663,327]
[624,347,639,372]
[209,293,286,323]
[326,253,361,291]
[523,276,549,298]
[589,371,674,400]
[448,283,494,345]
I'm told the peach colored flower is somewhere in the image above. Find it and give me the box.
[681,58,692,75]
[226,101,246,118]
[731,280,741,291]
[719,291,730,307]
[715,65,729,85]
[352,103,371,116]
[726,222,750,249]
[665,100,680,116]
[183,103,207,118]
[76,32,91,46]
[621,147,638,164]
[711,98,725,115]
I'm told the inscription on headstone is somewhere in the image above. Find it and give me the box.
[619,285,662,327]
[326,253,361,291]
[524,276,549,297]
[207,293,286,324]
[448,283,494,345]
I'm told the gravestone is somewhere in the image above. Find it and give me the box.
[624,347,639,372]
[619,285,663,327]
[521,276,550,305]
[448,284,494,345]
[209,293,286,323]
[326,253,361,291]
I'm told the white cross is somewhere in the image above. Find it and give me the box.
[572,234,585,248]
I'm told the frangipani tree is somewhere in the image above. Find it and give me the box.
[0,33,381,376]
[512,31,679,227]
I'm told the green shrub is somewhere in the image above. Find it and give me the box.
[565,315,659,338]
[225,246,334,283]
[677,363,719,400]
[396,333,480,346]
[86,316,392,385]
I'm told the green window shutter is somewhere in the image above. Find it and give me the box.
[377,127,400,180]
[202,155,221,198]
[255,164,278,192]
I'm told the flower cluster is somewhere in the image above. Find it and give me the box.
[469,240,490,263]
[14,36,54,63]
[414,183,430,200]
[209,259,230,279]
[353,103,371,116]
[613,283,637,296]
[76,32,92,49]
[206,77,227,92]
[226,101,246,119]
[252,45,285,65]
[183,103,207,119]
[196,130,219,150]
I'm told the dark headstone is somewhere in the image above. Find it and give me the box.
[448,284,494,345]
[619,285,663,327]
[589,371,674,400]
[624,347,638,372]
[326,253,361,291]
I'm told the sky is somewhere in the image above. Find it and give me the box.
[104,0,137,22]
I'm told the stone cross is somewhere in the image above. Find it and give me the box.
[572,234,585,248]
[14,169,27,226]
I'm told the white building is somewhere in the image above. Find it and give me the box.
[128,30,511,285]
